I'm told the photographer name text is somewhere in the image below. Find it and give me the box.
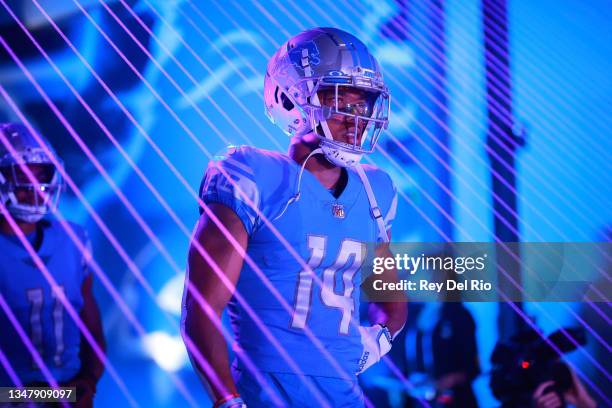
[372,279,493,292]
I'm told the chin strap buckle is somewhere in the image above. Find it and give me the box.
[371,206,383,219]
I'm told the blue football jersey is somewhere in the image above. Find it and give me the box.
[0,219,90,386]
[199,146,397,378]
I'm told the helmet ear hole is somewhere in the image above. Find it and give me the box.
[280,92,295,111]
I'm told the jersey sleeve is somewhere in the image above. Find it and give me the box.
[198,146,262,236]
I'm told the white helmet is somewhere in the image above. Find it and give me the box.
[0,123,64,223]
[264,27,390,167]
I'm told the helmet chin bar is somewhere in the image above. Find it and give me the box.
[319,140,364,168]
[4,187,60,223]
[7,203,47,223]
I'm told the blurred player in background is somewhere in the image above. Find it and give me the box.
[183,27,407,407]
[0,123,105,407]
[404,302,479,407]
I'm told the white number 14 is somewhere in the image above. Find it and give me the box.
[291,236,365,334]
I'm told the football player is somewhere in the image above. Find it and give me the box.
[0,122,105,407]
[182,27,407,407]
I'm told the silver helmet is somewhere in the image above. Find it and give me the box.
[264,27,390,167]
[0,122,64,223]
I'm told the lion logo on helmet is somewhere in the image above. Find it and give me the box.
[288,41,321,71]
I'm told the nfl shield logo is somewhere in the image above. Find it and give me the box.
[332,203,345,219]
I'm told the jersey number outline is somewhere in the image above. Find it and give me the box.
[291,236,365,334]
[26,287,65,368]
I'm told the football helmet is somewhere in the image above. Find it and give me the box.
[264,27,390,167]
[0,122,63,223]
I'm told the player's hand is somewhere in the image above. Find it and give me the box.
[356,324,392,375]
[532,381,563,408]
[564,368,597,408]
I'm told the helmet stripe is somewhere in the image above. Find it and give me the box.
[323,28,341,46]
[355,39,375,71]
[337,29,375,72]
[333,29,360,69]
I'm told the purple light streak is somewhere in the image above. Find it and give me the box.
[0,0,607,405]
[113,0,286,152]
[57,0,402,402]
[332,0,608,249]
[502,295,611,406]
[131,0,439,401]
[0,294,68,408]
[65,0,612,402]
[0,17,283,405]
[344,0,612,292]
[0,20,249,401]
[80,0,388,402]
[0,346,23,388]
[0,114,139,408]
[327,0,612,378]
[475,4,611,231]
[483,1,612,153]
[4,0,454,404]
[353,0,612,289]
[228,0,611,307]
[0,81,251,404]
[2,3,332,404]
[0,86,199,406]
[48,1,352,404]
[0,230,122,407]
[130,1,436,400]
[343,0,612,387]
[180,0,612,395]
[237,0,612,388]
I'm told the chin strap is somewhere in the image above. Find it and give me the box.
[355,164,389,243]
[274,149,390,245]
[273,147,323,221]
